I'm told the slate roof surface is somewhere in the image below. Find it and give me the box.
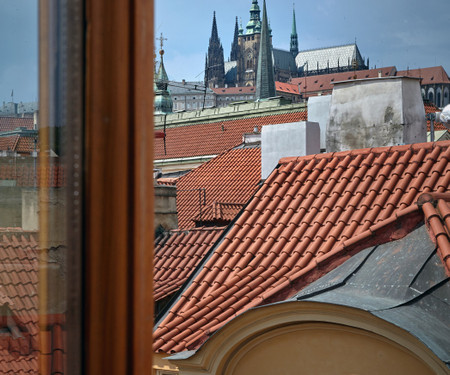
[295,210,450,366]
[154,140,450,353]
[272,48,297,72]
[397,66,450,85]
[154,111,306,160]
[176,146,261,229]
[0,231,65,374]
[154,227,225,302]
[0,118,34,133]
[295,43,365,71]
[290,66,396,96]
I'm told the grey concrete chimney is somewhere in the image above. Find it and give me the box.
[327,76,426,152]
[261,121,320,179]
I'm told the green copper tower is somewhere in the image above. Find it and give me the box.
[154,37,173,114]
[290,6,299,56]
[255,0,275,100]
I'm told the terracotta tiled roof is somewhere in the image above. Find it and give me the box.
[275,81,299,95]
[156,177,178,186]
[0,135,37,155]
[192,202,245,225]
[0,231,65,374]
[154,140,450,353]
[0,118,34,133]
[397,66,450,85]
[176,146,261,229]
[154,111,307,160]
[418,193,450,276]
[290,67,396,97]
[0,162,65,187]
[154,227,225,302]
[425,102,447,131]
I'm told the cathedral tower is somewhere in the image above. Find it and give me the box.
[236,0,268,86]
[205,12,225,88]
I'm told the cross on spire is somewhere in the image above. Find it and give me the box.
[156,33,167,52]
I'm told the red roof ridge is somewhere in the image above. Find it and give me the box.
[279,140,450,166]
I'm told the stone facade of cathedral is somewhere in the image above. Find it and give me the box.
[205,0,369,89]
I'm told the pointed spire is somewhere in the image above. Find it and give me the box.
[230,17,239,61]
[206,12,225,88]
[210,11,219,42]
[256,0,275,99]
[290,5,299,56]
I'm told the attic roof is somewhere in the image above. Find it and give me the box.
[154,140,450,354]
[397,66,450,85]
[176,146,261,229]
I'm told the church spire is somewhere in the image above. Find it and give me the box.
[256,0,275,99]
[230,16,239,61]
[211,11,219,42]
[206,11,225,88]
[290,5,299,56]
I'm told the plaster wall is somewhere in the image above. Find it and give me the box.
[261,121,320,179]
[307,95,332,150]
[327,77,426,152]
[228,324,435,375]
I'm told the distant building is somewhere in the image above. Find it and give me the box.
[397,66,450,108]
[0,101,38,117]
[170,81,216,112]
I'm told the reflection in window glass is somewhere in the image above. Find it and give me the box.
[0,1,68,373]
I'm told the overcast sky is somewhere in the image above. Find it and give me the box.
[156,0,450,82]
[1,0,449,103]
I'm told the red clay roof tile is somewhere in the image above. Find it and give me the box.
[154,140,450,353]
[0,230,65,373]
[154,227,225,302]
[176,147,261,229]
[154,112,306,160]
[0,118,34,133]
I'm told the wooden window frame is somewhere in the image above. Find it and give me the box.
[39,0,154,373]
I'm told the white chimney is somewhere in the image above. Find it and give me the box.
[261,122,320,179]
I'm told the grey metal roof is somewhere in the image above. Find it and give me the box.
[225,61,237,84]
[295,43,364,71]
[167,81,212,95]
[294,224,450,368]
[272,48,297,72]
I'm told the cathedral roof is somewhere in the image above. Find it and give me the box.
[295,43,365,72]
[273,48,297,72]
